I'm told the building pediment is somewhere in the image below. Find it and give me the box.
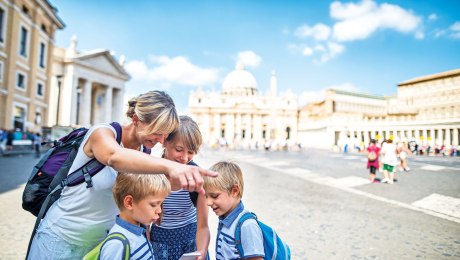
[73,50,130,80]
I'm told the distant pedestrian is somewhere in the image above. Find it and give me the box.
[366,139,380,183]
[397,141,411,172]
[381,139,398,184]
[34,133,42,158]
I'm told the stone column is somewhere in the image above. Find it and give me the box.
[235,114,242,140]
[429,129,435,146]
[453,128,459,146]
[81,80,92,127]
[225,114,234,142]
[422,129,428,146]
[105,86,113,122]
[213,113,220,140]
[445,128,451,146]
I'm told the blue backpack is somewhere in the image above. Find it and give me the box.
[235,212,291,260]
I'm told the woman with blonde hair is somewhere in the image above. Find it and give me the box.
[28,91,217,259]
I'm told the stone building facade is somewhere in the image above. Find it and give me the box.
[188,63,298,149]
[0,0,64,132]
[49,36,130,128]
[298,68,460,150]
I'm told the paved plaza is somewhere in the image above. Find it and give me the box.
[0,149,459,259]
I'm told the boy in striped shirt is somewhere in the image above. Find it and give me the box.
[204,161,264,260]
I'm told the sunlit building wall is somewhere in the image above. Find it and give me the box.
[298,68,460,149]
[0,0,64,132]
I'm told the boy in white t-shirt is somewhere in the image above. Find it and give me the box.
[381,139,398,184]
[86,173,170,260]
[204,161,264,260]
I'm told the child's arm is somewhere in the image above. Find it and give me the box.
[99,240,126,260]
[195,192,210,259]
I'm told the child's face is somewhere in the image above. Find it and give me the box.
[164,139,196,164]
[205,186,240,218]
[131,194,166,226]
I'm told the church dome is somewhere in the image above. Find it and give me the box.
[222,62,258,96]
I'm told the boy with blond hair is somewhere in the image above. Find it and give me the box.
[85,173,170,260]
[204,161,264,260]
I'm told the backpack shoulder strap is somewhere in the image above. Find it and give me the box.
[100,232,131,260]
[66,122,123,187]
[84,232,130,260]
[234,212,258,257]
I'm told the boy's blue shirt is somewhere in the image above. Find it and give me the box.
[100,216,154,260]
[216,201,264,259]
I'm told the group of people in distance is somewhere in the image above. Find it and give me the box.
[28,91,267,260]
[366,138,412,184]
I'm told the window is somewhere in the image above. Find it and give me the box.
[37,82,44,96]
[19,26,28,57]
[0,8,4,43]
[39,42,46,68]
[16,72,26,89]
[41,24,47,33]
[22,5,29,16]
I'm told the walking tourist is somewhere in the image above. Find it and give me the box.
[381,138,398,184]
[27,90,218,259]
[366,139,380,183]
[397,141,412,172]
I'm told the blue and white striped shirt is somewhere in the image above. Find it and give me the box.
[101,216,154,260]
[156,189,197,229]
[216,202,264,259]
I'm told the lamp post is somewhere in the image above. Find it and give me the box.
[55,75,63,126]
[76,85,82,125]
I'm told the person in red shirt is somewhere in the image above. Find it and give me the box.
[366,139,381,183]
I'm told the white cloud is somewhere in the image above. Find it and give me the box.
[331,0,422,42]
[433,21,460,39]
[302,47,314,56]
[294,23,331,41]
[428,13,438,21]
[125,55,220,88]
[236,51,262,67]
[450,21,460,32]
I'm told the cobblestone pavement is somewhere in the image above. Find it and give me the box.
[1,150,459,259]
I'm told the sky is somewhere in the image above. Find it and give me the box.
[50,0,460,113]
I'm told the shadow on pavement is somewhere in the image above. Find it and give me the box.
[0,154,39,194]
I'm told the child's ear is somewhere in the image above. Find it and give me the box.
[123,195,134,210]
[231,184,240,198]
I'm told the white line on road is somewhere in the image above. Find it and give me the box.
[412,193,460,219]
[251,164,460,224]
[420,165,446,171]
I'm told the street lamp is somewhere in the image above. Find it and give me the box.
[56,75,63,126]
[76,84,82,125]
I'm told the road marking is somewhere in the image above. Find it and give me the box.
[421,165,446,171]
[412,193,460,219]
[330,154,343,158]
[344,156,360,160]
[333,176,371,188]
[255,164,460,224]
[264,161,289,167]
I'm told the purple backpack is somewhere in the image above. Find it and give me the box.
[22,122,122,218]
[23,122,152,258]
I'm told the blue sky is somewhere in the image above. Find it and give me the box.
[51,0,460,113]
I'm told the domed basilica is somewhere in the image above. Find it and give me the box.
[188,63,298,149]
